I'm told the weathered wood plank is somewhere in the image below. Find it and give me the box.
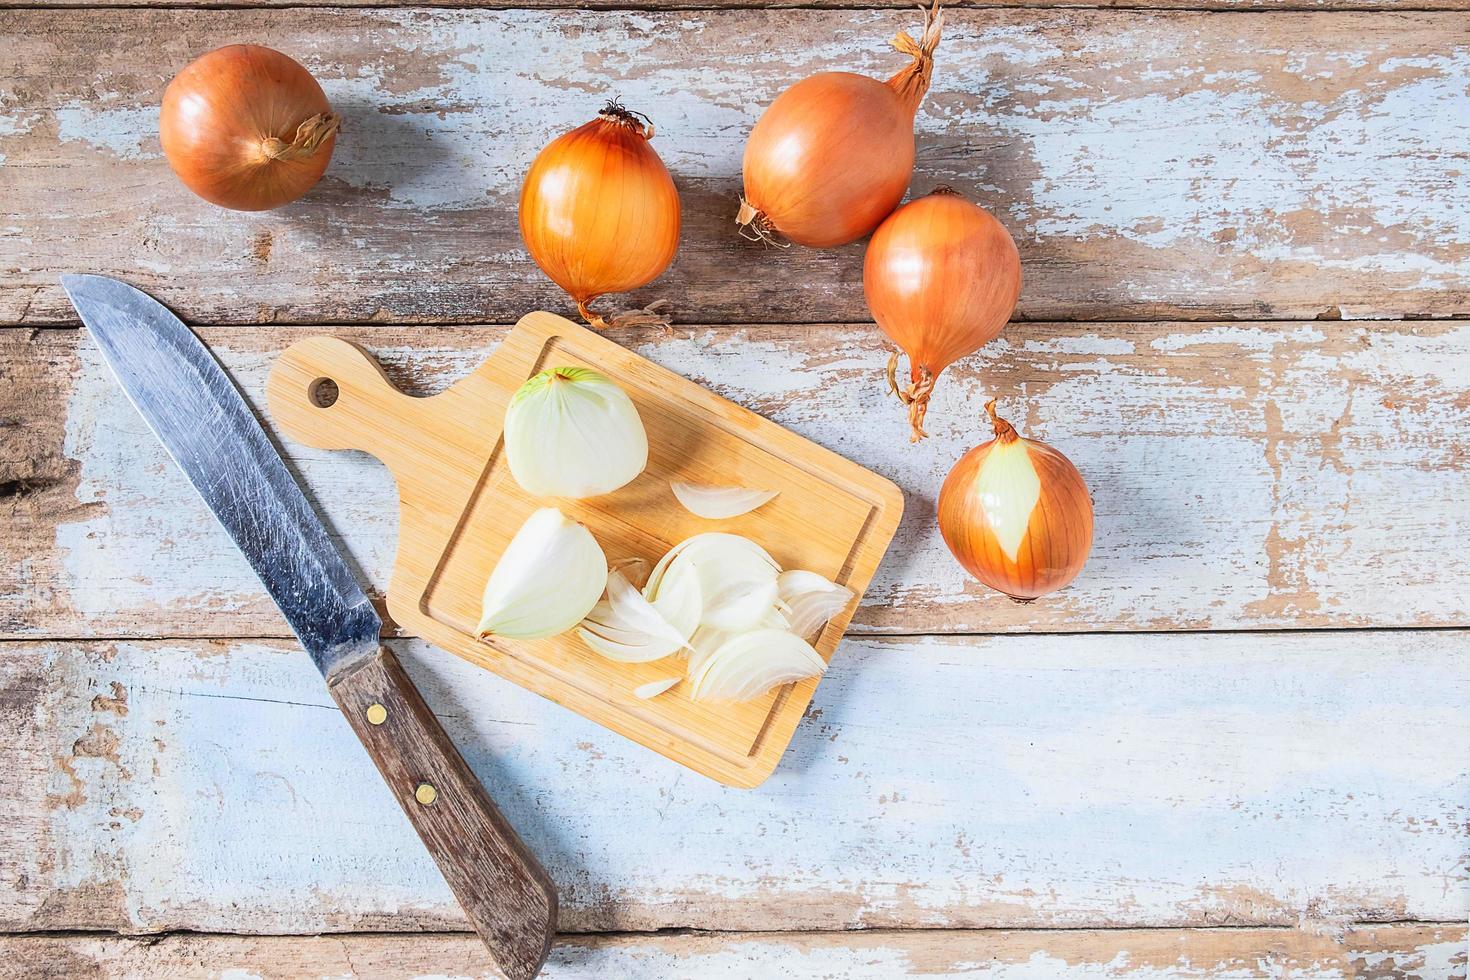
[2,926,1466,979]
[11,0,1470,11]
[3,10,1467,324]
[3,633,1465,934]
[5,322,1468,638]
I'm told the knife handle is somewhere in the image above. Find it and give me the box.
[329,647,557,980]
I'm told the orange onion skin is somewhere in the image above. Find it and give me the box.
[938,405,1093,601]
[519,106,681,329]
[160,45,338,212]
[741,73,916,248]
[865,189,1021,439]
[738,2,943,248]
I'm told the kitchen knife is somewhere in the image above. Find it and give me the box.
[61,274,557,980]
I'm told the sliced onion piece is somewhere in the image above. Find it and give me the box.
[702,577,781,633]
[577,568,690,663]
[645,532,778,599]
[686,625,730,680]
[634,676,681,700]
[670,481,779,519]
[647,559,702,640]
[777,569,856,639]
[689,629,827,703]
[648,533,780,633]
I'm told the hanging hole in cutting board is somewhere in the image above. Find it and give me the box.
[309,377,340,408]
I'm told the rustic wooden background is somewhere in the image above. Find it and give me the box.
[2,1,1468,976]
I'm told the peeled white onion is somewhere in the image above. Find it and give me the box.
[478,508,607,640]
[504,366,648,498]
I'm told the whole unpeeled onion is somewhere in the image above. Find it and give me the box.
[736,2,944,248]
[160,44,340,211]
[864,187,1021,440]
[520,101,681,329]
[938,401,1093,601]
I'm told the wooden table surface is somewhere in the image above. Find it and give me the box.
[2,1,1468,977]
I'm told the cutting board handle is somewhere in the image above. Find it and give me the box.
[266,336,430,472]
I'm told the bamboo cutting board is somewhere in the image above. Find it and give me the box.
[266,312,903,787]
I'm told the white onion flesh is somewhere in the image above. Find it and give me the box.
[577,568,691,663]
[503,366,649,499]
[635,676,682,699]
[647,533,780,632]
[478,508,608,640]
[646,560,703,640]
[686,625,731,680]
[535,529,855,703]
[777,569,855,639]
[689,629,827,702]
[670,481,779,519]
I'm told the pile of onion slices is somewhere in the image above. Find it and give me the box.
[477,512,852,703]
[582,533,853,702]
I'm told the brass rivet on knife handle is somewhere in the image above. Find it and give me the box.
[415,782,438,806]
[366,703,388,725]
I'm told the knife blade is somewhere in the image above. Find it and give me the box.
[61,274,557,980]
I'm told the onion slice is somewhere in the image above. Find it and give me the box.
[634,676,681,700]
[577,568,692,663]
[646,559,702,640]
[670,481,779,519]
[646,533,780,633]
[689,629,827,702]
[777,570,855,639]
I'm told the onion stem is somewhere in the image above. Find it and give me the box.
[984,398,1020,444]
[259,112,341,163]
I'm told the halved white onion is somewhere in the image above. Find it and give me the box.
[670,481,779,519]
[689,629,827,702]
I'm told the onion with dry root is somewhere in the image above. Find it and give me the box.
[160,45,340,211]
[938,401,1093,601]
[864,187,1022,440]
[736,1,944,248]
[520,101,681,329]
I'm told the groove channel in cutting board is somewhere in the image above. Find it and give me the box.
[266,312,904,787]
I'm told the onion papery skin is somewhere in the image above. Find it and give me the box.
[865,188,1021,440]
[937,402,1092,601]
[737,2,943,248]
[160,45,339,212]
[519,104,681,330]
[740,73,915,248]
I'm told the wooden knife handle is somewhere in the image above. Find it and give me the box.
[329,647,557,980]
